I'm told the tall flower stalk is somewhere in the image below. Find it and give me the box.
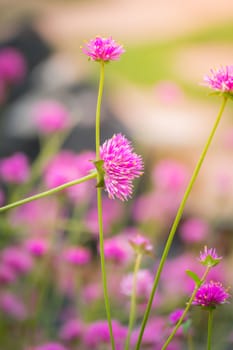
[135,95,228,350]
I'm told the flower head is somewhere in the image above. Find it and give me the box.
[204,66,233,94]
[0,152,30,184]
[100,133,144,201]
[129,234,153,255]
[193,281,230,308]
[199,246,222,267]
[82,36,125,62]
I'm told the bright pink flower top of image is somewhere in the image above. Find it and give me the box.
[34,101,71,134]
[0,152,30,184]
[100,134,143,201]
[204,66,233,93]
[0,48,27,84]
[193,281,230,308]
[82,36,125,62]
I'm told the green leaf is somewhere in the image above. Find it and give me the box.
[186,270,201,286]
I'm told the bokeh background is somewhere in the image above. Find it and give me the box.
[0,0,233,349]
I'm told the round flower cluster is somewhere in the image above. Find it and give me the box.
[204,66,233,94]
[82,36,125,62]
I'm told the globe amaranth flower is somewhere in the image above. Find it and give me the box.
[193,281,230,308]
[82,36,125,62]
[99,133,144,201]
[199,246,222,267]
[204,66,233,94]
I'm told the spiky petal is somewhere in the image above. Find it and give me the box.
[82,36,125,62]
[100,134,143,201]
[199,246,222,267]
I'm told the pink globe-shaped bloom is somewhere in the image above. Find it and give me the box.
[121,269,153,302]
[0,48,27,84]
[1,246,33,274]
[0,152,30,184]
[34,101,71,134]
[63,246,91,266]
[100,134,144,201]
[152,159,188,192]
[59,319,83,341]
[179,218,209,243]
[82,36,125,62]
[0,292,27,320]
[0,263,16,284]
[84,320,127,349]
[25,238,48,257]
[203,66,233,93]
[103,236,133,264]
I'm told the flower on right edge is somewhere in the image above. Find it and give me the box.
[100,134,144,201]
[204,66,233,94]
[193,281,230,308]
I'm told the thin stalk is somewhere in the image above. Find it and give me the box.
[207,309,214,350]
[95,61,115,350]
[0,172,97,212]
[162,267,211,350]
[124,253,142,350]
[135,96,228,350]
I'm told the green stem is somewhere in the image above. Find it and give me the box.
[135,96,228,350]
[95,61,115,350]
[0,172,97,212]
[162,267,211,350]
[207,309,214,350]
[124,253,142,350]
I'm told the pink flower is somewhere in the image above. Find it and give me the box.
[0,152,30,184]
[25,238,48,257]
[84,320,127,349]
[0,292,27,320]
[120,269,153,301]
[82,36,125,62]
[103,236,132,264]
[169,309,187,325]
[199,246,222,267]
[0,48,26,84]
[193,281,230,308]
[0,263,16,284]
[204,66,233,93]
[63,246,91,265]
[100,134,143,201]
[179,218,209,243]
[129,234,153,255]
[152,159,188,192]
[59,319,83,341]
[1,246,33,274]
[34,100,71,134]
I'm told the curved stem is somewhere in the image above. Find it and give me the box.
[0,172,97,212]
[135,96,228,350]
[207,309,214,350]
[162,266,211,350]
[95,62,115,350]
[124,253,142,350]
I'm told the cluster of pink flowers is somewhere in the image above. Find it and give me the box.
[204,66,233,94]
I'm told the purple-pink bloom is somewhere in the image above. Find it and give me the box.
[25,238,48,257]
[59,319,83,341]
[0,48,26,84]
[204,66,233,93]
[0,292,27,320]
[179,218,209,243]
[82,36,125,62]
[120,269,153,301]
[169,309,187,325]
[100,134,143,201]
[63,246,91,266]
[193,281,230,308]
[0,152,30,184]
[34,100,71,134]
[103,236,132,264]
[129,234,153,255]
[1,246,33,275]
